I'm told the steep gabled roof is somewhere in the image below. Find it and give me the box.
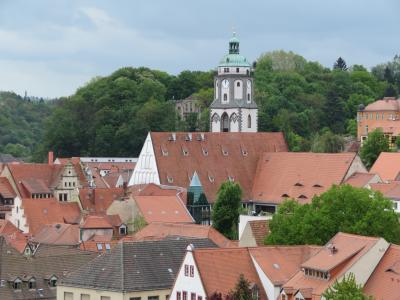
[0,177,16,198]
[79,187,124,213]
[61,238,217,292]
[251,152,359,204]
[150,132,287,202]
[33,223,80,245]
[193,247,267,299]
[344,172,380,188]
[134,195,194,224]
[370,152,400,181]
[364,244,400,300]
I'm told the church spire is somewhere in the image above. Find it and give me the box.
[229,32,239,54]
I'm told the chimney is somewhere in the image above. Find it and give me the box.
[48,151,54,165]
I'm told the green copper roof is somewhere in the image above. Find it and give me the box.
[229,35,239,43]
[219,53,251,67]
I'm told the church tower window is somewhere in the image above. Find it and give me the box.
[248,115,252,128]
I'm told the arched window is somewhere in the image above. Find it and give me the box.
[247,93,251,102]
[237,82,240,87]
[221,113,229,132]
[223,93,227,101]
[248,115,251,128]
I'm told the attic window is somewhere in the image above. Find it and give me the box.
[167,176,174,183]
[294,182,303,187]
[97,243,103,251]
[228,176,235,182]
[28,278,36,289]
[161,147,168,156]
[182,148,189,156]
[105,243,111,252]
[208,175,215,183]
[49,276,57,287]
[13,279,22,290]
[242,149,248,156]
[313,184,323,188]
[298,195,308,199]
[222,148,229,156]
[185,134,192,141]
[202,148,209,156]
[281,194,289,198]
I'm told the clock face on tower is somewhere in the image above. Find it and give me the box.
[222,79,229,88]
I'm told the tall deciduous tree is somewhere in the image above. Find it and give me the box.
[212,181,242,239]
[323,273,373,300]
[265,185,400,245]
[360,128,390,169]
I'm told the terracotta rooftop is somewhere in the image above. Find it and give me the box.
[33,223,80,245]
[364,244,400,300]
[79,187,125,213]
[251,152,359,204]
[0,176,16,198]
[248,220,270,246]
[193,247,267,300]
[21,198,81,235]
[134,195,194,224]
[249,245,321,285]
[363,98,400,111]
[370,152,400,181]
[149,132,288,202]
[81,215,113,229]
[344,172,380,188]
[0,220,28,253]
[129,222,236,248]
[283,232,381,297]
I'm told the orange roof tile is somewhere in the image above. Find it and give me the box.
[370,152,400,181]
[0,219,29,253]
[0,177,16,198]
[249,246,321,285]
[252,152,358,204]
[363,98,400,111]
[283,232,381,297]
[129,222,235,248]
[364,244,400,300]
[81,215,113,229]
[79,187,124,213]
[33,223,80,245]
[248,220,270,246]
[150,132,288,202]
[21,198,81,235]
[344,172,379,188]
[135,195,194,223]
[193,247,267,299]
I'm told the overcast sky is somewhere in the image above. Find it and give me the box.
[0,0,399,98]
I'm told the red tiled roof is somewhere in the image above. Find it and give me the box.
[79,188,124,213]
[81,215,113,229]
[21,198,81,235]
[364,98,400,111]
[344,172,379,188]
[135,195,194,223]
[0,220,29,253]
[249,246,321,285]
[252,152,358,204]
[364,244,400,300]
[283,232,381,297]
[0,177,16,198]
[151,132,288,202]
[248,220,270,246]
[193,247,267,300]
[370,152,400,181]
[129,222,236,248]
[371,181,400,200]
[33,223,80,245]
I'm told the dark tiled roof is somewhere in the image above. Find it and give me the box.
[0,237,96,300]
[61,237,217,292]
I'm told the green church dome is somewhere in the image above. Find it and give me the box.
[218,32,251,67]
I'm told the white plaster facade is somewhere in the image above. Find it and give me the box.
[251,256,280,300]
[170,246,207,300]
[128,133,160,186]
[7,196,28,233]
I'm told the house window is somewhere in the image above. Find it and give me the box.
[64,292,73,300]
[119,225,127,235]
[236,81,240,87]
[101,297,111,300]
[183,292,187,300]
[184,264,189,276]
[198,297,202,300]
[176,292,181,300]
[190,265,194,277]
[130,298,141,300]
[105,244,111,252]
[247,93,251,101]
[97,243,103,251]
[28,279,36,289]
[148,297,159,300]
[251,284,259,300]
[248,115,251,128]
[49,277,57,287]
[13,279,22,290]
[81,294,90,300]
[223,94,227,101]
[59,194,63,201]
[394,201,398,210]
[191,293,196,300]
[236,68,239,73]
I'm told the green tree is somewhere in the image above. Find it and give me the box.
[360,129,390,169]
[228,274,253,300]
[323,273,373,300]
[265,185,400,245]
[311,130,344,153]
[333,57,348,71]
[212,181,242,239]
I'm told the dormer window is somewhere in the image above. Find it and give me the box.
[182,148,189,156]
[161,147,168,156]
[28,278,36,289]
[313,184,322,188]
[221,147,229,156]
[228,176,234,182]
[282,193,289,198]
[241,148,248,156]
[119,224,127,235]
[13,278,22,290]
[294,182,303,187]
[202,148,208,156]
[208,175,215,183]
[298,195,308,199]
[167,176,174,184]
[49,276,57,287]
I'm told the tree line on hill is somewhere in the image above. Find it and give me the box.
[1,52,400,161]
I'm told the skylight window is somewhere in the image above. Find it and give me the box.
[97,243,103,251]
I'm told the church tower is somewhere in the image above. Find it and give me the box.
[210,33,258,132]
